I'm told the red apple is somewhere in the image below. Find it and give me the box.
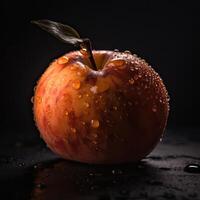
[33,50,169,164]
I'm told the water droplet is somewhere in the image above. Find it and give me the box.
[184,164,200,173]
[130,67,134,71]
[124,50,131,54]
[114,49,119,52]
[86,94,89,97]
[91,119,100,128]
[90,86,98,94]
[80,48,88,56]
[82,121,86,125]
[134,74,139,80]
[92,140,97,145]
[111,170,115,174]
[107,59,125,68]
[113,106,118,110]
[104,109,107,113]
[78,94,82,98]
[152,105,157,112]
[71,127,77,133]
[72,80,81,89]
[160,138,163,142]
[57,56,69,64]
[129,78,135,84]
[138,74,142,78]
[77,72,81,76]
[85,102,90,108]
[65,111,69,116]
[31,96,34,103]
[36,183,46,190]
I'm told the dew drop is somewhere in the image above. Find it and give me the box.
[124,50,131,54]
[184,164,200,173]
[134,74,139,80]
[113,106,118,110]
[57,56,69,64]
[91,119,100,128]
[90,86,98,94]
[130,67,134,71]
[31,96,34,103]
[78,94,82,99]
[152,105,157,112]
[71,128,77,133]
[72,80,81,89]
[36,183,46,190]
[129,78,135,85]
[65,111,69,116]
[82,121,86,125]
[85,102,90,108]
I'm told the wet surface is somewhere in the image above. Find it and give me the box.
[0,129,200,200]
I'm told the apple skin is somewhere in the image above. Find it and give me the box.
[33,50,169,164]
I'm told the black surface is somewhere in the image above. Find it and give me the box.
[1,129,200,200]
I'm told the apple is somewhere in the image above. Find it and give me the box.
[32,20,169,164]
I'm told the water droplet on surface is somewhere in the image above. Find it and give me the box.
[134,74,139,80]
[91,119,100,128]
[57,56,69,64]
[31,96,34,103]
[114,49,119,52]
[72,80,81,89]
[129,78,135,84]
[184,164,200,173]
[85,102,90,108]
[77,72,81,76]
[65,111,69,116]
[71,128,77,133]
[124,50,131,54]
[90,86,98,94]
[152,105,157,112]
[78,94,82,98]
[113,106,118,110]
[82,121,86,125]
[36,183,46,190]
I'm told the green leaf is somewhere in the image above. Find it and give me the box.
[31,20,83,45]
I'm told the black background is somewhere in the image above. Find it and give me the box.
[2,0,200,135]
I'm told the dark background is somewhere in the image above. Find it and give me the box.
[2,0,200,135]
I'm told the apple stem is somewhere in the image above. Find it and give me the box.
[81,39,97,70]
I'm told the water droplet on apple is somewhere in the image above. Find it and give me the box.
[72,80,81,89]
[114,49,119,52]
[71,127,77,133]
[57,56,69,64]
[134,74,139,80]
[31,96,34,103]
[86,94,89,97]
[78,94,82,98]
[152,105,157,112]
[91,119,100,128]
[77,71,81,76]
[113,106,118,110]
[124,50,131,54]
[90,86,98,94]
[130,67,134,71]
[65,111,69,116]
[85,102,90,108]
[82,121,86,125]
[129,78,135,84]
